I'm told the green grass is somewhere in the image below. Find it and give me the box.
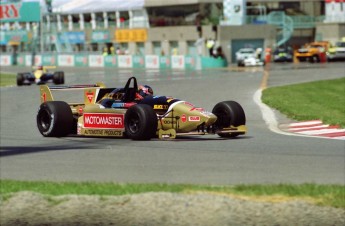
[262,77,345,128]
[0,73,16,86]
[0,180,344,208]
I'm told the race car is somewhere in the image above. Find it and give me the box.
[36,77,247,140]
[235,48,265,67]
[17,66,64,86]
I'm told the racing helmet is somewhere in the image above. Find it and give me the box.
[138,85,153,98]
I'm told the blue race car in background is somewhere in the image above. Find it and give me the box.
[17,66,65,86]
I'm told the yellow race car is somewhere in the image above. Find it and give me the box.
[37,77,247,140]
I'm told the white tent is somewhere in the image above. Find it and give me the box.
[52,0,145,14]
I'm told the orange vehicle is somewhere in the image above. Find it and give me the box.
[295,41,330,63]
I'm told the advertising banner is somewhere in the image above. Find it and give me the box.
[75,54,89,67]
[115,29,147,43]
[0,55,12,66]
[104,56,117,67]
[118,55,132,68]
[58,55,74,66]
[0,31,6,45]
[325,0,345,22]
[223,0,246,25]
[185,56,196,70]
[89,55,104,67]
[42,54,57,66]
[0,2,41,22]
[159,56,171,69]
[25,54,42,66]
[91,30,110,43]
[0,30,28,44]
[16,54,25,66]
[133,55,145,68]
[171,55,185,69]
[145,55,159,69]
[58,32,85,44]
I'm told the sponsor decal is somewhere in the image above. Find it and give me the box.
[84,129,122,137]
[190,107,204,112]
[153,105,168,110]
[86,91,94,103]
[189,116,201,122]
[201,111,213,117]
[42,92,47,102]
[84,113,124,129]
[181,114,187,123]
[184,102,194,108]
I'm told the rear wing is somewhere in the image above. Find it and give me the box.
[39,82,107,104]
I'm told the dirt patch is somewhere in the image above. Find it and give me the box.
[1,191,344,226]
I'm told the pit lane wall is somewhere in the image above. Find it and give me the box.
[0,53,227,70]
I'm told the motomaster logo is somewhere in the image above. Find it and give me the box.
[84,113,124,129]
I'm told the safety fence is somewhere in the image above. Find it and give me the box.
[0,53,227,70]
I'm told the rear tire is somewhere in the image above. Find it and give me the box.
[212,101,246,138]
[37,101,73,137]
[125,104,157,140]
[17,73,24,86]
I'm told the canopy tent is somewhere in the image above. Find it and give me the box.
[52,0,145,14]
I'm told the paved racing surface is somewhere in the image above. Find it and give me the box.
[1,63,344,185]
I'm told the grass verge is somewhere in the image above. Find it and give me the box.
[0,73,16,87]
[0,180,344,208]
[262,77,345,127]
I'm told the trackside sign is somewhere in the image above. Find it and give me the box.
[84,113,124,129]
[0,2,41,22]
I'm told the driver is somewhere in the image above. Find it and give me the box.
[136,84,154,100]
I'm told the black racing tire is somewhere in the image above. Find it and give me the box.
[125,104,158,140]
[53,71,64,84]
[37,101,73,137]
[212,101,246,138]
[17,73,24,86]
[237,60,244,67]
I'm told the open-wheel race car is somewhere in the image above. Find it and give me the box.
[17,66,64,86]
[37,77,247,140]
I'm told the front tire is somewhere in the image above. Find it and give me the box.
[37,101,73,137]
[53,71,65,84]
[125,104,158,140]
[212,101,246,138]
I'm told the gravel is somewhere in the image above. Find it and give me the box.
[1,191,344,226]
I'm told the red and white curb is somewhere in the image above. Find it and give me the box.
[286,120,345,140]
[254,90,345,140]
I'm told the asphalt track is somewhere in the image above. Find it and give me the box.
[0,63,344,185]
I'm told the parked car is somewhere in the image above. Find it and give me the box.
[273,47,293,62]
[236,48,264,67]
[327,37,345,61]
[295,41,330,63]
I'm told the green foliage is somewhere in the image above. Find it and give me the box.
[262,78,345,127]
